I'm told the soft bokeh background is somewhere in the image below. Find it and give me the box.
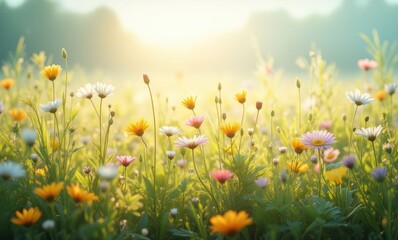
[1,0,398,82]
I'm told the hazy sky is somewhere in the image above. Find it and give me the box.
[3,0,398,45]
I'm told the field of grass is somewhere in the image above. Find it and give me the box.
[1,32,398,240]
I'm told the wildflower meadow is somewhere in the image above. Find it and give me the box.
[1,31,398,240]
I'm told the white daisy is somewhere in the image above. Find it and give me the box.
[93,82,115,99]
[355,125,383,142]
[76,83,95,99]
[98,163,119,181]
[159,126,181,137]
[166,151,176,160]
[175,135,208,149]
[40,99,62,113]
[0,161,26,180]
[385,83,398,95]
[21,128,37,147]
[346,89,374,106]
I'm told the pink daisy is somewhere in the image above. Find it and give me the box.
[211,170,234,184]
[323,148,340,163]
[357,58,378,71]
[185,116,205,129]
[116,155,137,167]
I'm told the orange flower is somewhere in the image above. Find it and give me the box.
[287,160,308,173]
[34,182,64,202]
[234,90,247,104]
[11,207,42,227]
[181,96,196,110]
[41,64,62,81]
[210,210,253,235]
[219,122,241,138]
[67,184,98,203]
[375,90,387,101]
[0,78,15,89]
[10,108,27,122]
[290,138,307,154]
[126,119,149,137]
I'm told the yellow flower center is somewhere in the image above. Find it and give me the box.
[311,139,325,146]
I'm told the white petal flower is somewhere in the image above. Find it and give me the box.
[159,126,181,137]
[355,125,383,142]
[175,135,208,149]
[385,83,398,95]
[98,163,119,181]
[40,99,62,113]
[0,161,26,180]
[93,82,115,99]
[346,89,374,106]
[76,83,95,99]
[21,128,37,147]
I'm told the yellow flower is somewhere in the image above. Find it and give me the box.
[67,184,98,203]
[219,122,241,138]
[375,90,387,101]
[287,160,308,173]
[34,182,64,202]
[325,166,348,185]
[290,138,307,154]
[210,210,253,236]
[11,207,42,227]
[234,90,247,104]
[0,78,15,89]
[126,119,149,137]
[181,96,196,110]
[36,168,46,177]
[50,139,59,152]
[41,64,62,81]
[10,108,27,122]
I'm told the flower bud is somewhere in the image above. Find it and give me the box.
[42,219,55,231]
[83,166,91,174]
[256,101,263,110]
[62,48,67,59]
[296,78,301,88]
[170,208,178,217]
[143,74,150,84]
[141,228,149,236]
[31,153,39,163]
[383,143,392,154]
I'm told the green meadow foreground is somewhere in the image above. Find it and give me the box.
[1,33,398,239]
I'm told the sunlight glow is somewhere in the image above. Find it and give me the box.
[52,0,345,45]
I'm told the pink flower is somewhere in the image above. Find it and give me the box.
[358,58,378,71]
[323,148,340,163]
[116,155,137,167]
[177,159,187,169]
[319,120,332,131]
[211,170,234,184]
[185,116,205,129]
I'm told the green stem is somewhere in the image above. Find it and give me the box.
[371,141,378,167]
[238,103,245,154]
[191,149,220,212]
[99,98,103,165]
[348,106,358,154]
